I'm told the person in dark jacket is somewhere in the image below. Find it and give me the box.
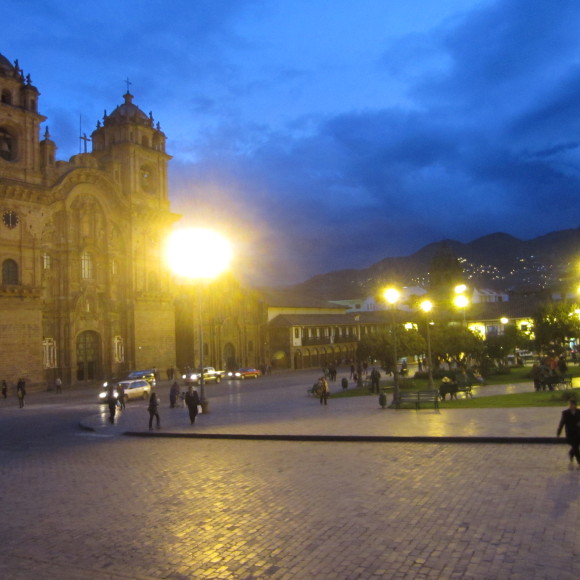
[106,385,117,424]
[557,399,580,466]
[148,391,160,430]
[185,386,201,424]
[169,381,180,408]
[16,378,26,408]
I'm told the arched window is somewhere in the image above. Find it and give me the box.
[81,252,93,279]
[2,259,19,285]
[0,127,15,161]
[1,89,12,104]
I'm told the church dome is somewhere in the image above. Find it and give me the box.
[105,92,152,127]
[0,53,17,78]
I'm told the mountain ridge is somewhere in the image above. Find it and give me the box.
[283,227,580,300]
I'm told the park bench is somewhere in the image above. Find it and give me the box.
[396,390,439,410]
[439,380,473,400]
[540,375,572,391]
[456,384,473,398]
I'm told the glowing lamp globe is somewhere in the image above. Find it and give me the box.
[165,228,232,280]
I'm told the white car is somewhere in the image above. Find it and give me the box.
[99,379,151,403]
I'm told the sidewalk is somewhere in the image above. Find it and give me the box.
[79,379,572,443]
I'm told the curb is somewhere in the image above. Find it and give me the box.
[122,431,567,444]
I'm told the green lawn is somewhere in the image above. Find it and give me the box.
[330,364,580,408]
[437,389,579,409]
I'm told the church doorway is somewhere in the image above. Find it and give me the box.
[76,330,101,381]
[223,342,236,370]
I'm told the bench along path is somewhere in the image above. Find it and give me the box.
[395,390,439,410]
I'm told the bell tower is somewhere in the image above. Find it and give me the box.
[0,53,46,183]
[90,90,172,209]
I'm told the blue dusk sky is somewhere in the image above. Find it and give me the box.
[2,0,580,286]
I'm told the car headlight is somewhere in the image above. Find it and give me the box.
[99,392,106,399]
[103,381,109,387]
[235,372,241,377]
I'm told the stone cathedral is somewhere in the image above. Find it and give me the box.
[0,52,178,387]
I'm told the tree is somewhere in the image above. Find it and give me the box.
[428,323,485,367]
[485,324,530,364]
[357,326,425,371]
[533,301,580,354]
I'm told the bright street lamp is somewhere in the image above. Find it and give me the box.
[166,228,232,411]
[454,293,469,326]
[420,299,434,389]
[384,287,400,405]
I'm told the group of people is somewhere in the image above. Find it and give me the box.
[105,381,202,430]
[532,355,569,391]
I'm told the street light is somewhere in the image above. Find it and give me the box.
[420,299,434,389]
[454,293,469,326]
[166,228,232,411]
[384,287,400,405]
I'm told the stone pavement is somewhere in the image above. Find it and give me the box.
[80,377,574,443]
[1,373,579,579]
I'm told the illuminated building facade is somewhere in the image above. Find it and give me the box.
[0,53,177,386]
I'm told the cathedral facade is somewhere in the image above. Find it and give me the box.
[0,53,178,387]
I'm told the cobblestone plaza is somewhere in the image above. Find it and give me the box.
[0,375,578,579]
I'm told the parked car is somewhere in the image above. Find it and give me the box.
[227,368,262,380]
[98,379,151,403]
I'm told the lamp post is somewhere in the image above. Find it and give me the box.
[165,228,232,411]
[420,299,434,389]
[384,288,400,405]
[454,294,469,326]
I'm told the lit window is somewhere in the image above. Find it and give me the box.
[42,253,51,270]
[42,337,57,368]
[81,252,93,279]
[113,336,124,363]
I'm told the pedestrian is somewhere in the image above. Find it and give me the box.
[117,382,126,410]
[169,381,180,408]
[147,391,161,430]
[557,398,580,467]
[16,378,26,408]
[1,380,7,399]
[106,385,117,424]
[318,376,329,406]
[185,385,201,425]
[55,377,62,394]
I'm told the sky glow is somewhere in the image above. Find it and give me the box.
[2,0,580,286]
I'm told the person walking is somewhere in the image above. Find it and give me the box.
[319,376,329,406]
[148,391,161,430]
[185,385,201,425]
[169,381,180,408]
[557,399,580,466]
[55,377,62,393]
[117,383,126,410]
[1,380,7,399]
[16,378,26,408]
[106,385,117,424]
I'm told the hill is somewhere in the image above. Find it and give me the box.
[284,228,580,300]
